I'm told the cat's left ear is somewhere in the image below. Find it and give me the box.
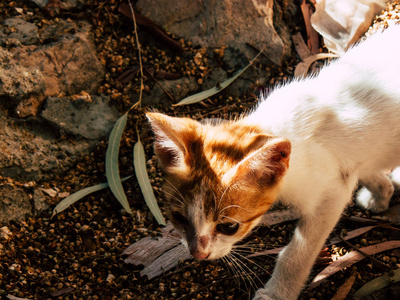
[223,138,291,188]
[146,112,199,179]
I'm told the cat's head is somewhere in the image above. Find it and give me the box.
[147,112,291,260]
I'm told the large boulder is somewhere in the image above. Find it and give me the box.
[136,0,293,66]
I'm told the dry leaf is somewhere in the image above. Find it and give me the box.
[118,3,184,54]
[259,209,300,226]
[292,32,311,61]
[382,204,400,225]
[310,240,400,289]
[294,53,338,78]
[300,0,320,54]
[315,247,333,266]
[328,226,376,246]
[330,272,357,300]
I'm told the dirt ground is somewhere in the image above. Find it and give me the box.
[1,1,400,299]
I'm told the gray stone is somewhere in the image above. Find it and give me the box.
[136,0,292,66]
[42,95,120,140]
[3,18,39,45]
[0,185,31,223]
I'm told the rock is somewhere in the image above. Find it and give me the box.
[0,48,44,102]
[33,188,49,214]
[41,95,120,140]
[0,19,105,117]
[0,185,31,223]
[0,113,94,181]
[136,0,292,66]
[3,18,39,45]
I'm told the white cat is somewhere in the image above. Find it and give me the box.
[249,25,400,299]
[147,25,400,300]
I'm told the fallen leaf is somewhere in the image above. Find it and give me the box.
[310,240,400,289]
[105,113,132,214]
[292,32,311,61]
[354,269,400,297]
[259,209,300,226]
[328,226,376,246]
[382,204,400,225]
[173,50,263,106]
[49,287,75,297]
[330,272,357,300]
[300,0,320,54]
[294,53,338,78]
[134,138,166,226]
[315,247,333,266]
[248,246,284,258]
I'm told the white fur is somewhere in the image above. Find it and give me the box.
[244,26,400,300]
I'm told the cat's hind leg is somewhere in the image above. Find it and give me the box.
[356,171,394,213]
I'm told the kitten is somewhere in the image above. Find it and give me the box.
[147,25,400,300]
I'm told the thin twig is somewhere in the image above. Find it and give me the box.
[144,68,176,102]
[127,0,144,110]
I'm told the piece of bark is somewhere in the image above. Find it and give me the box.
[141,243,193,279]
[123,223,181,267]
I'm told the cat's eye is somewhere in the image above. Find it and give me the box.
[172,211,189,225]
[216,222,239,235]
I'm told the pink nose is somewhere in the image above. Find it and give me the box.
[192,251,210,260]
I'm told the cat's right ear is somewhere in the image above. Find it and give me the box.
[146,112,198,179]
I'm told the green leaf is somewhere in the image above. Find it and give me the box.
[354,269,400,297]
[134,138,166,225]
[106,112,132,214]
[173,67,249,106]
[51,176,132,218]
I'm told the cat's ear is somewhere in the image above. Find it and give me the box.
[223,138,291,187]
[146,112,199,178]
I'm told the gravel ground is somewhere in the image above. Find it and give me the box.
[1,1,400,299]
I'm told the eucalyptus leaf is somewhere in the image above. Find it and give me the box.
[51,176,132,218]
[173,50,263,106]
[134,138,166,225]
[106,112,132,214]
[354,269,400,297]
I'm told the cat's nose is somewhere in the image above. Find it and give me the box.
[192,250,210,260]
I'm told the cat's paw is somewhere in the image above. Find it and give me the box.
[356,187,389,213]
[253,288,275,300]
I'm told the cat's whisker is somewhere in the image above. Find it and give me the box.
[219,204,248,214]
[230,251,262,292]
[220,215,243,224]
[161,189,185,208]
[217,183,233,211]
[225,253,254,294]
[162,177,186,203]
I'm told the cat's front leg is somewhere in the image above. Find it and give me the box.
[254,186,354,300]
